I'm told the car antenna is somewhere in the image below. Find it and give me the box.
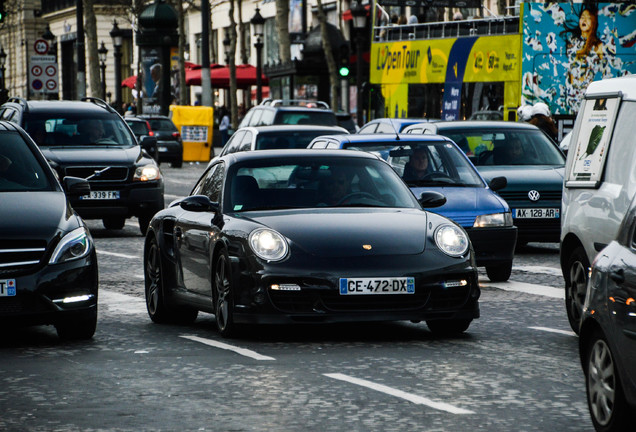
[390,118,400,141]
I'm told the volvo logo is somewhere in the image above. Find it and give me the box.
[528,190,540,201]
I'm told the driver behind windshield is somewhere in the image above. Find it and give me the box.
[77,119,105,144]
[402,147,432,181]
[318,168,351,206]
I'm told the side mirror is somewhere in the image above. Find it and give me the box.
[140,135,158,152]
[179,195,219,212]
[63,176,91,197]
[418,191,447,208]
[488,176,507,191]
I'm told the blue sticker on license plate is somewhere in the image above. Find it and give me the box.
[0,279,16,296]
[339,277,415,295]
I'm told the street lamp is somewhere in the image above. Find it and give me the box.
[0,47,7,104]
[351,1,367,127]
[98,42,108,100]
[250,8,265,104]
[110,20,123,113]
[223,35,231,65]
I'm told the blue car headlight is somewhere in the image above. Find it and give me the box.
[435,224,469,257]
[249,228,288,261]
[49,227,92,264]
[473,212,513,227]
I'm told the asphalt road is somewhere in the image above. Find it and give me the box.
[0,163,593,432]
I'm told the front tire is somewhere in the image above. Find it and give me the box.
[566,246,589,334]
[585,329,631,431]
[486,261,513,282]
[55,308,97,340]
[214,250,236,337]
[103,217,125,230]
[426,318,472,335]
[145,236,198,324]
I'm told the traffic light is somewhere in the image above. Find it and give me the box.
[338,45,350,78]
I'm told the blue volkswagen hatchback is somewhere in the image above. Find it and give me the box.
[309,134,517,281]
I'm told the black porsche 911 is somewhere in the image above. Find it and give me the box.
[144,149,480,337]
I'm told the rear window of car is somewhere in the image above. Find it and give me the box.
[127,121,149,135]
[147,118,177,132]
[256,130,347,150]
[276,111,338,126]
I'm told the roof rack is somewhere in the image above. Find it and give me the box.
[5,96,29,113]
[259,98,330,109]
[81,97,118,114]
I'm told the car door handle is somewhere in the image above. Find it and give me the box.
[610,268,625,284]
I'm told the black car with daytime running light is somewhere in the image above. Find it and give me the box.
[0,120,98,340]
[0,97,164,235]
[144,149,480,338]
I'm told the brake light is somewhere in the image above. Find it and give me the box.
[172,132,180,139]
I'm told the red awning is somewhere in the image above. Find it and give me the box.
[343,4,371,21]
[251,86,270,100]
[185,64,268,88]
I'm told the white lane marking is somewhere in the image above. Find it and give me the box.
[324,373,474,415]
[99,289,146,315]
[513,265,562,277]
[180,335,276,361]
[480,279,564,299]
[529,326,577,337]
[97,250,139,259]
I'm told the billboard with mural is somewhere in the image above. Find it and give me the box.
[521,2,636,115]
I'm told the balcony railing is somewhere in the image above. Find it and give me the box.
[373,16,520,42]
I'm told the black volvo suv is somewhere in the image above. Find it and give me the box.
[0,97,164,234]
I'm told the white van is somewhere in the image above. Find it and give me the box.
[561,74,636,333]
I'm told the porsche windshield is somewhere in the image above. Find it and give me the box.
[226,156,421,211]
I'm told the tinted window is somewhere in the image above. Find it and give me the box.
[256,130,347,150]
[24,113,136,147]
[0,132,54,192]
[127,121,150,135]
[276,111,337,126]
[192,162,225,202]
[147,118,177,132]
[226,156,419,211]
[440,128,565,166]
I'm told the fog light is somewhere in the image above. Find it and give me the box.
[53,294,94,304]
[444,280,468,288]
[270,284,301,291]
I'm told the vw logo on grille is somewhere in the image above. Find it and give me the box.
[528,190,540,201]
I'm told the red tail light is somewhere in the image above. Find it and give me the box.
[172,132,180,139]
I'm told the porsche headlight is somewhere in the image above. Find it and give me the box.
[435,224,469,257]
[49,227,92,264]
[133,164,161,182]
[249,228,288,261]
[473,212,513,227]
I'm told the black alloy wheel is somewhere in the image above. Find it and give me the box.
[214,250,236,337]
[566,246,589,334]
[144,236,198,324]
